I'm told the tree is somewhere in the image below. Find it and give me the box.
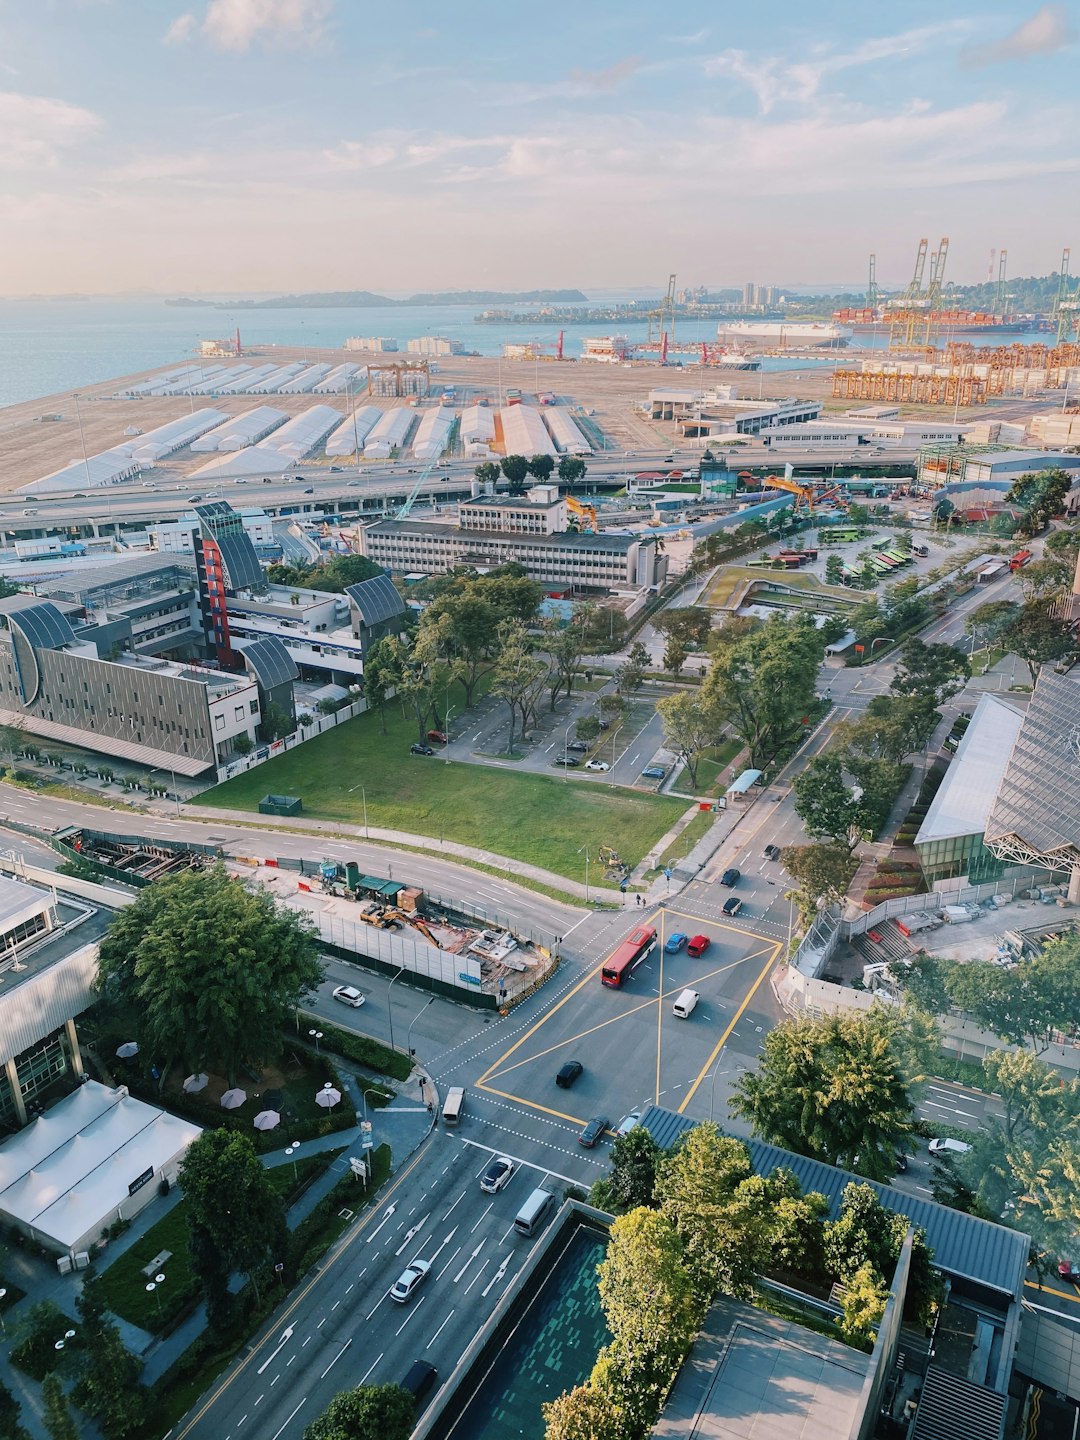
[728,1169,829,1278]
[656,690,723,790]
[836,1262,889,1350]
[982,1048,1078,1148]
[529,453,555,481]
[302,1384,414,1440]
[582,605,628,653]
[825,554,845,585]
[420,590,499,708]
[598,692,627,724]
[889,638,969,707]
[543,1385,619,1440]
[575,715,601,744]
[41,1375,78,1440]
[96,866,321,1082]
[654,607,711,648]
[261,702,294,741]
[964,599,1021,653]
[0,576,21,600]
[946,933,1080,1054]
[0,719,24,774]
[589,1127,662,1214]
[180,1130,288,1327]
[558,455,587,483]
[933,497,955,526]
[500,453,531,489]
[615,641,650,696]
[474,461,501,487]
[887,952,957,1016]
[1001,601,1076,684]
[833,693,939,765]
[1016,555,1073,603]
[780,843,858,922]
[266,555,383,594]
[791,754,866,851]
[545,606,592,708]
[655,1124,760,1299]
[1005,467,1072,530]
[823,1182,939,1325]
[731,1014,917,1181]
[0,1381,29,1440]
[362,635,395,733]
[491,620,548,752]
[662,635,688,675]
[72,1280,146,1440]
[702,613,827,769]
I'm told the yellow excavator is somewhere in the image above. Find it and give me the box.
[566,495,598,533]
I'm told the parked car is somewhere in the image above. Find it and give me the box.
[567,740,589,753]
[427,729,448,744]
[616,1111,642,1137]
[720,867,741,886]
[480,1156,515,1194]
[410,743,435,756]
[664,932,688,954]
[390,1258,431,1303]
[331,985,365,1008]
[552,755,580,767]
[556,1060,583,1088]
[762,844,781,862]
[928,1137,972,1156]
[578,1116,609,1148]
[641,765,666,780]
[722,897,743,916]
[584,759,609,771]
[894,1152,909,1173]
[687,934,711,957]
[1058,1259,1080,1283]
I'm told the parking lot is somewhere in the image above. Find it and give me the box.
[477,908,782,1134]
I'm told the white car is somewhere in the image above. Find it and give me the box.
[480,1156,515,1194]
[390,1257,431,1303]
[332,985,365,1008]
[616,1111,642,1137]
[584,759,610,772]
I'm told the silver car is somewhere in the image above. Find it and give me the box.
[390,1258,431,1303]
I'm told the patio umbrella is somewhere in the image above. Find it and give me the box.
[253,1110,281,1131]
[315,1087,341,1109]
[220,1088,247,1110]
[115,1041,139,1059]
[182,1073,209,1094]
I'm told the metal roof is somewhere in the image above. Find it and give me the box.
[213,531,263,591]
[985,669,1080,864]
[638,1108,1029,1301]
[3,599,77,652]
[363,520,649,552]
[345,573,406,627]
[239,636,299,691]
[915,694,1025,845]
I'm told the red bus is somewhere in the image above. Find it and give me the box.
[601,925,658,988]
[1009,549,1032,571]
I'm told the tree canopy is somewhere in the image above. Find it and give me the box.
[302,1384,414,1440]
[96,865,321,1081]
[888,638,969,708]
[780,843,858,922]
[1001,601,1076,684]
[266,554,384,593]
[731,1012,918,1181]
[1005,467,1073,533]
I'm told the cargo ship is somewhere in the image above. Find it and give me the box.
[833,307,1040,336]
[718,320,850,346]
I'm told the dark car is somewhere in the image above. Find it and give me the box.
[552,755,580,767]
[303,487,314,494]
[401,1360,438,1401]
[641,765,667,780]
[556,1060,583,1088]
[721,867,741,887]
[722,897,743,916]
[410,743,435,756]
[578,1115,609,1148]
[567,740,589,753]
[763,844,781,862]
[894,1152,909,1173]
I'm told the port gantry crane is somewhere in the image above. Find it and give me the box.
[1053,248,1080,345]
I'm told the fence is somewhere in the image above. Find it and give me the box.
[213,694,371,786]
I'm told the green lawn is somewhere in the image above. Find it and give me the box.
[673,739,743,796]
[204,682,686,884]
[651,808,716,874]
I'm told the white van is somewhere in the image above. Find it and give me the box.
[672,988,700,1019]
[514,1187,555,1237]
[928,1137,971,1156]
[442,1087,465,1126]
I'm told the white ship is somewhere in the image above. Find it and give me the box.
[711,351,761,371]
[718,320,851,346]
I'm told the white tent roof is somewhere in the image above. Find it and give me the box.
[0,1081,201,1251]
[916,693,1025,845]
[23,447,142,494]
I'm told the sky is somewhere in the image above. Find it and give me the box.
[0,0,1077,295]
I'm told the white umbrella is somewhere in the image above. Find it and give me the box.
[183,1073,209,1094]
[315,1087,341,1109]
[220,1088,247,1110]
[115,1041,139,1059]
[253,1110,281,1131]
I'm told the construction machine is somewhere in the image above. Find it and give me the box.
[566,495,598,533]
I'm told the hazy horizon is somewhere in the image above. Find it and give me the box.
[2,0,1077,296]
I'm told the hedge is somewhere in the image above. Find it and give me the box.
[294,1013,413,1083]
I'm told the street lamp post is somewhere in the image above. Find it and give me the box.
[562,719,574,779]
[361,1087,385,1121]
[708,1045,729,1123]
[407,996,435,1058]
[868,636,892,658]
[309,1028,323,1055]
[386,966,405,1053]
[285,1141,300,1182]
[444,707,455,765]
[608,722,624,786]
[348,782,368,838]
[577,843,590,904]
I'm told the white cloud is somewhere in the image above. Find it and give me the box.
[0,90,103,169]
[201,0,333,52]
[961,4,1073,67]
[164,12,197,44]
[567,57,643,92]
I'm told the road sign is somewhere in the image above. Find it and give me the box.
[360,1120,373,1151]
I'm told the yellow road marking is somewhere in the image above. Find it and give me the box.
[678,937,782,1113]
[1025,1276,1080,1304]
[174,1143,431,1438]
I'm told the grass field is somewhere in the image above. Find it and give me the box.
[672,738,742,796]
[204,683,686,884]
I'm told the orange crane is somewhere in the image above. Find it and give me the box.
[761,475,818,512]
[566,495,598,532]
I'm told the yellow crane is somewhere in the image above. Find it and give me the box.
[566,496,598,532]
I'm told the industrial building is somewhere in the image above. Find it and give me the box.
[406,337,466,356]
[345,337,398,352]
[459,486,567,535]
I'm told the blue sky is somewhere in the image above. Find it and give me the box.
[0,0,1077,294]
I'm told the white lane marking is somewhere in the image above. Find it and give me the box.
[320,1338,352,1380]
[316,1318,326,1329]
[455,1242,485,1282]
[301,1335,312,1347]
[269,1399,306,1440]
[470,1201,494,1234]
[482,1254,512,1297]
[254,1394,263,1407]
[442,1192,465,1222]
[426,1308,456,1351]
[359,1352,384,1386]
[257,1326,295,1375]
[395,1213,429,1257]
[367,1205,397,1242]
[395,1296,427,1335]
[463,1261,491,1296]
[438,1246,462,1279]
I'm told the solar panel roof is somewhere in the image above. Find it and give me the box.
[345,573,406,627]
[240,636,299,691]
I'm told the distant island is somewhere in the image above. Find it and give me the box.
[166,289,588,310]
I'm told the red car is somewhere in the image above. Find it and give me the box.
[427,729,448,744]
[1059,1259,1080,1284]
[687,935,711,958]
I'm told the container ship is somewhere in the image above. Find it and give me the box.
[718,320,850,346]
[832,307,1039,336]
